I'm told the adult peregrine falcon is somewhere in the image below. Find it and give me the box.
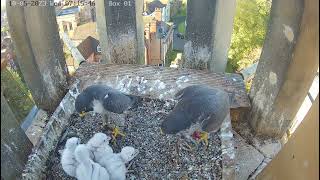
[75,84,138,140]
[161,85,230,146]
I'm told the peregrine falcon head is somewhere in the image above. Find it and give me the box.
[65,137,81,151]
[75,84,140,118]
[161,110,191,134]
[75,92,94,117]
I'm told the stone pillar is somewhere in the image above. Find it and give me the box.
[210,0,236,72]
[96,0,145,64]
[6,0,68,112]
[183,0,236,72]
[1,93,33,179]
[248,0,319,137]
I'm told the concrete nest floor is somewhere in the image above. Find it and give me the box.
[46,98,225,179]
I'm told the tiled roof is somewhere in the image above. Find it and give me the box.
[147,0,166,14]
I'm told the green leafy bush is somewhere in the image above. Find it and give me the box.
[176,2,187,17]
[178,22,186,34]
[165,48,182,67]
[1,68,35,123]
[228,0,271,72]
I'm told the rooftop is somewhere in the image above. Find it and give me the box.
[146,0,166,14]
[56,6,79,16]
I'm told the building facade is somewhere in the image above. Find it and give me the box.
[56,6,80,37]
[56,5,96,38]
[144,19,173,66]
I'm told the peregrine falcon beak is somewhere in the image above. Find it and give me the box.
[79,111,86,118]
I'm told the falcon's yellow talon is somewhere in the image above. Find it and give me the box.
[79,111,86,117]
[199,132,209,147]
[111,127,125,141]
[160,128,164,135]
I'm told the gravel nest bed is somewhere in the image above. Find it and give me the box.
[45,98,222,180]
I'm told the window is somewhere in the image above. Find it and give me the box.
[69,23,73,30]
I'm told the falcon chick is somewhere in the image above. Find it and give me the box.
[75,84,138,140]
[97,146,139,180]
[74,144,110,180]
[86,132,113,161]
[161,85,230,147]
[61,137,81,177]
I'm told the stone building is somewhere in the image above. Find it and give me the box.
[56,6,80,37]
[56,5,96,38]
[144,0,171,22]
[144,19,174,66]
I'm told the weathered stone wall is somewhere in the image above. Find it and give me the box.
[21,82,79,180]
[183,0,216,70]
[97,0,144,64]
[183,0,236,72]
[248,0,318,137]
[1,93,33,179]
[6,1,68,112]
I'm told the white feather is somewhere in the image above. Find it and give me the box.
[75,144,110,180]
[61,137,80,177]
[97,146,139,180]
[92,99,106,114]
[86,133,113,162]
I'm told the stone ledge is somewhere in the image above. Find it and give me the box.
[21,82,80,180]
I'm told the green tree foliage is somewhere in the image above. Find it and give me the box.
[178,22,186,34]
[165,48,182,67]
[1,68,35,123]
[1,26,9,33]
[228,0,271,72]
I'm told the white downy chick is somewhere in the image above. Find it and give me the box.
[87,132,113,161]
[119,146,139,163]
[61,137,81,177]
[75,144,110,180]
[97,146,139,180]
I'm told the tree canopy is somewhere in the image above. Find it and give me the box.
[228,0,271,72]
